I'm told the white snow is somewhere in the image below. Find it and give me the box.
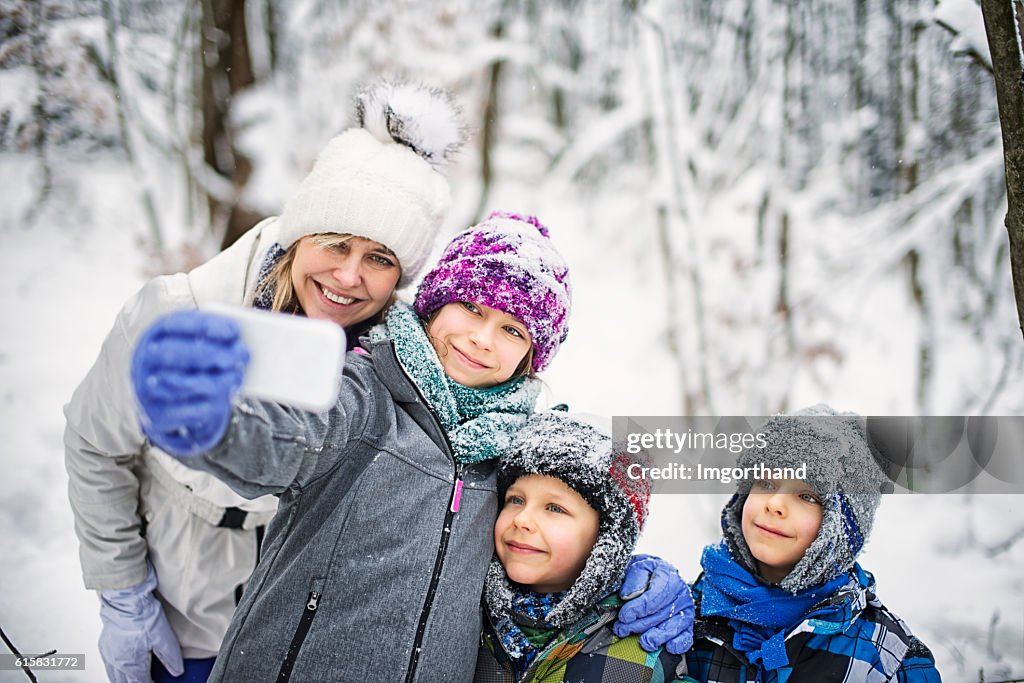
[1,2,1022,679]
[933,0,992,69]
[2,147,1023,683]
[0,156,149,683]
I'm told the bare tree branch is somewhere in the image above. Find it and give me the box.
[981,0,1024,340]
[0,624,38,682]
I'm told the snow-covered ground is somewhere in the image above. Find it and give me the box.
[1,148,1022,683]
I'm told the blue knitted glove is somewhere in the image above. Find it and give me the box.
[131,309,249,456]
[614,554,696,654]
[98,563,184,683]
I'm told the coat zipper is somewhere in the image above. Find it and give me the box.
[401,358,465,683]
[404,459,463,683]
[276,590,320,682]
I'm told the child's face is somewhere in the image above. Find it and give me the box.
[495,474,600,593]
[741,478,823,584]
[426,302,532,388]
[291,236,400,328]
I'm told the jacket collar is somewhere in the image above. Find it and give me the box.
[798,564,874,634]
[364,338,429,405]
[362,338,454,457]
[482,594,623,676]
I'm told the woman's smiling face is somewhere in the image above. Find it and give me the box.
[291,235,400,329]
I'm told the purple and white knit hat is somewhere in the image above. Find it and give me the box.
[413,211,572,371]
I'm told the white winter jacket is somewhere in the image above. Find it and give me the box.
[64,218,283,658]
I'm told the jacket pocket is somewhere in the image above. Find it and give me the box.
[277,578,324,682]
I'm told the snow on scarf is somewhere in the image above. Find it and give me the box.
[485,570,565,680]
[699,541,848,671]
[370,301,541,463]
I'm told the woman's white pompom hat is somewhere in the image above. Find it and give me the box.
[276,81,467,287]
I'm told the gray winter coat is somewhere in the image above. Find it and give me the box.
[184,339,500,683]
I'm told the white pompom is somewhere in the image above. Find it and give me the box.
[356,81,466,169]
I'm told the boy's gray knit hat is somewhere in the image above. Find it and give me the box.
[722,404,889,594]
[484,411,650,629]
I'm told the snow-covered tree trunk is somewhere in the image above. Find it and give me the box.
[104,0,164,250]
[24,0,53,224]
[472,11,506,224]
[981,0,1024,340]
[199,0,266,249]
[902,0,937,414]
[638,7,715,415]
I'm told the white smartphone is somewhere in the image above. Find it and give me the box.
[202,303,346,412]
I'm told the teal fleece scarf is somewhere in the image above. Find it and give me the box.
[370,302,541,464]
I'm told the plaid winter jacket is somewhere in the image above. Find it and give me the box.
[683,567,941,683]
[475,595,684,682]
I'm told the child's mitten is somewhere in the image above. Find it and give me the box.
[614,554,696,654]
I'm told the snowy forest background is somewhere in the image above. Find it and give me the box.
[1,0,1023,681]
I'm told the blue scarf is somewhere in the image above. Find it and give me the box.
[490,588,564,680]
[699,541,848,671]
[370,302,541,464]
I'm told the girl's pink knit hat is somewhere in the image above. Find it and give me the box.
[413,212,572,371]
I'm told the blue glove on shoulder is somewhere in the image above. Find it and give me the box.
[614,553,696,655]
[98,563,184,683]
[131,309,249,456]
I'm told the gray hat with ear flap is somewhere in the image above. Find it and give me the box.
[484,411,651,629]
[721,404,889,593]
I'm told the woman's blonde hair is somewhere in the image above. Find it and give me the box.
[252,233,399,319]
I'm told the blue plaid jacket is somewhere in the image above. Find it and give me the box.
[683,567,941,683]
